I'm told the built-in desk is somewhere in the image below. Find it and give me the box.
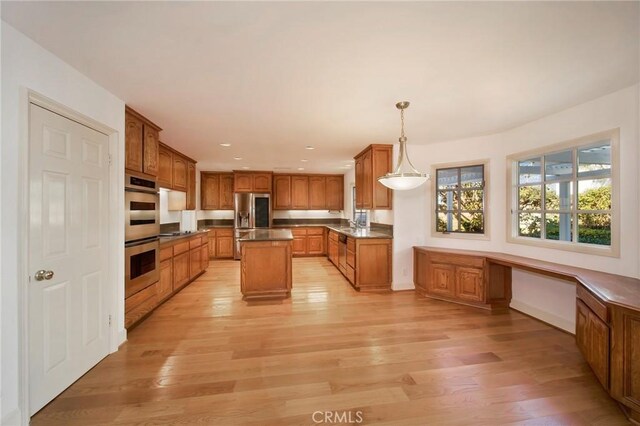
[413,246,640,424]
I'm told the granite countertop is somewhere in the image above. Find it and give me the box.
[159,229,209,244]
[325,225,393,239]
[198,225,234,229]
[237,229,294,242]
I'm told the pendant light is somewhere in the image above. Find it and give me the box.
[377,101,429,191]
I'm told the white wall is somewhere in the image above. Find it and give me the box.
[392,84,639,330]
[1,22,126,425]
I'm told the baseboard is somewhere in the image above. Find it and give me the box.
[510,299,575,334]
[117,328,127,349]
[392,281,415,291]
[1,407,23,426]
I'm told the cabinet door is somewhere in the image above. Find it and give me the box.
[186,162,196,210]
[576,299,589,356]
[201,173,220,210]
[273,175,292,210]
[253,173,272,192]
[173,251,190,290]
[208,237,216,259]
[292,236,307,256]
[125,113,143,173]
[361,150,373,209]
[158,258,173,301]
[201,244,209,271]
[372,145,392,209]
[157,146,173,188]
[355,157,364,209]
[142,125,159,177]
[588,309,610,389]
[428,263,455,297]
[234,173,252,192]
[307,235,324,255]
[216,235,234,258]
[611,307,640,412]
[189,247,201,280]
[455,267,484,302]
[326,175,344,210]
[309,176,327,209]
[291,176,309,209]
[173,156,188,191]
[219,174,235,210]
[329,241,338,265]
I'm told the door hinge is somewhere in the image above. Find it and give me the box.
[108,314,112,327]
[108,154,113,166]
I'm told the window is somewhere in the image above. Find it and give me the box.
[435,164,485,234]
[510,130,617,254]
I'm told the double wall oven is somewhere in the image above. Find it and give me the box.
[125,174,160,298]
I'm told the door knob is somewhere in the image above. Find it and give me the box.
[34,270,54,281]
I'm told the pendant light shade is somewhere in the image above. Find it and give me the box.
[377,101,429,191]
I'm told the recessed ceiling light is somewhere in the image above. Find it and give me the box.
[298,167,305,171]
[219,143,231,147]
[301,159,309,162]
[242,166,250,170]
[234,157,242,160]
[305,146,315,150]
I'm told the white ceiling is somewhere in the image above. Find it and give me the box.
[2,1,638,173]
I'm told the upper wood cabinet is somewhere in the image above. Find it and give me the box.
[274,174,344,211]
[173,156,188,191]
[354,144,393,210]
[125,107,161,177]
[233,171,273,193]
[157,144,173,188]
[187,162,196,210]
[309,177,326,209]
[273,175,292,209]
[291,176,309,209]
[201,172,234,210]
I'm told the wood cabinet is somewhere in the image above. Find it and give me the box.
[200,243,209,272]
[611,305,640,422]
[206,228,234,259]
[288,227,326,257]
[234,171,273,193]
[240,240,292,300]
[328,230,339,266]
[187,162,196,210]
[414,250,510,311]
[158,258,173,302]
[158,145,173,188]
[291,176,309,209]
[201,172,234,210]
[274,175,292,209]
[576,298,609,389]
[173,155,188,191]
[354,144,393,210]
[173,251,190,290]
[273,174,344,211]
[125,107,162,177]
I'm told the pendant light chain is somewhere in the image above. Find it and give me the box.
[400,108,405,140]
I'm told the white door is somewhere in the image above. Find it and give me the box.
[29,103,111,415]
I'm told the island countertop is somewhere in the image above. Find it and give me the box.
[237,229,294,242]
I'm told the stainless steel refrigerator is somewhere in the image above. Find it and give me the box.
[234,192,272,259]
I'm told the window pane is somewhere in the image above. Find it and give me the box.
[545,213,572,241]
[437,190,458,211]
[545,182,573,211]
[460,190,483,211]
[518,158,541,184]
[518,212,541,238]
[437,169,458,190]
[460,212,483,233]
[578,142,611,178]
[545,150,573,181]
[437,212,458,232]
[578,178,611,211]
[519,185,542,210]
[460,166,483,188]
[578,213,611,246]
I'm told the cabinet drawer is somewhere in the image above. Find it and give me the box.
[292,228,307,236]
[347,249,355,268]
[429,252,484,268]
[216,228,233,237]
[328,231,338,241]
[173,240,190,255]
[160,246,173,262]
[347,238,355,252]
[307,227,324,235]
[125,281,157,314]
[577,285,608,323]
[189,237,202,250]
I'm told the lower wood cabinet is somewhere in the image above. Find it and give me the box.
[207,228,234,259]
[328,230,339,266]
[576,298,609,389]
[125,233,208,329]
[611,305,640,422]
[289,227,326,257]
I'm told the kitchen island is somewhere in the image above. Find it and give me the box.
[238,229,293,300]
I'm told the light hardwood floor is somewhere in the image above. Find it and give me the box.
[32,258,630,425]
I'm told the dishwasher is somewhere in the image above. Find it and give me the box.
[338,233,347,274]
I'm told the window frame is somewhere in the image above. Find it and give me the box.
[506,129,619,257]
[431,159,490,240]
